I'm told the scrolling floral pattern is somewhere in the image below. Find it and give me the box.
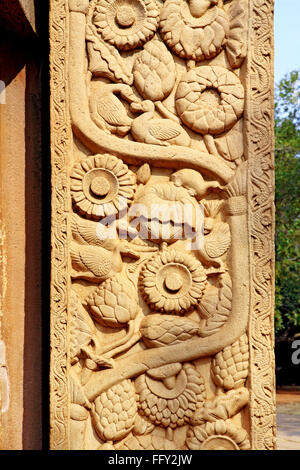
[49,0,70,450]
[49,0,276,450]
[248,0,276,450]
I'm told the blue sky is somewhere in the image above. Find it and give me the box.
[274,0,300,84]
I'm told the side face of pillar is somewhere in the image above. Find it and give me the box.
[50,0,276,450]
[0,2,43,449]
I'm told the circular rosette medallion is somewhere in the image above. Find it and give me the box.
[159,0,228,61]
[135,363,206,429]
[175,66,244,135]
[70,154,136,219]
[139,250,207,314]
[91,0,160,50]
[187,421,250,450]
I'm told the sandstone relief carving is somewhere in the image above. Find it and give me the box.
[50,0,276,450]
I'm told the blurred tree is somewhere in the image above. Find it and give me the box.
[274,70,300,335]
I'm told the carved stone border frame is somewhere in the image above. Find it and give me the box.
[49,0,276,450]
[246,0,276,450]
[49,0,71,449]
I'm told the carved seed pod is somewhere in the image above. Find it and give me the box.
[85,276,139,327]
[211,334,249,390]
[133,38,176,102]
[135,363,206,429]
[91,379,137,442]
[140,314,200,348]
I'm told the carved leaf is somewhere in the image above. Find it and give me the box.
[86,26,133,85]
[69,291,95,361]
[136,163,151,185]
[214,120,244,163]
[70,371,90,408]
[226,0,248,69]
[197,285,218,319]
[203,200,223,219]
[133,38,176,101]
[199,273,232,337]
[205,222,231,258]
[225,161,248,197]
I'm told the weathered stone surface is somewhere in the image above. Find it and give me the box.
[50,0,276,450]
[0,3,43,449]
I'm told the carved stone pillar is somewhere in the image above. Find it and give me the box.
[50,0,276,450]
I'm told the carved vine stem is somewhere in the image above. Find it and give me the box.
[84,200,249,402]
[68,8,234,183]
[100,312,143,358]
[203,134,220,158]
[154,101,181,124]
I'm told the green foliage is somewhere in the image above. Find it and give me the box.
[274,71,300,333]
